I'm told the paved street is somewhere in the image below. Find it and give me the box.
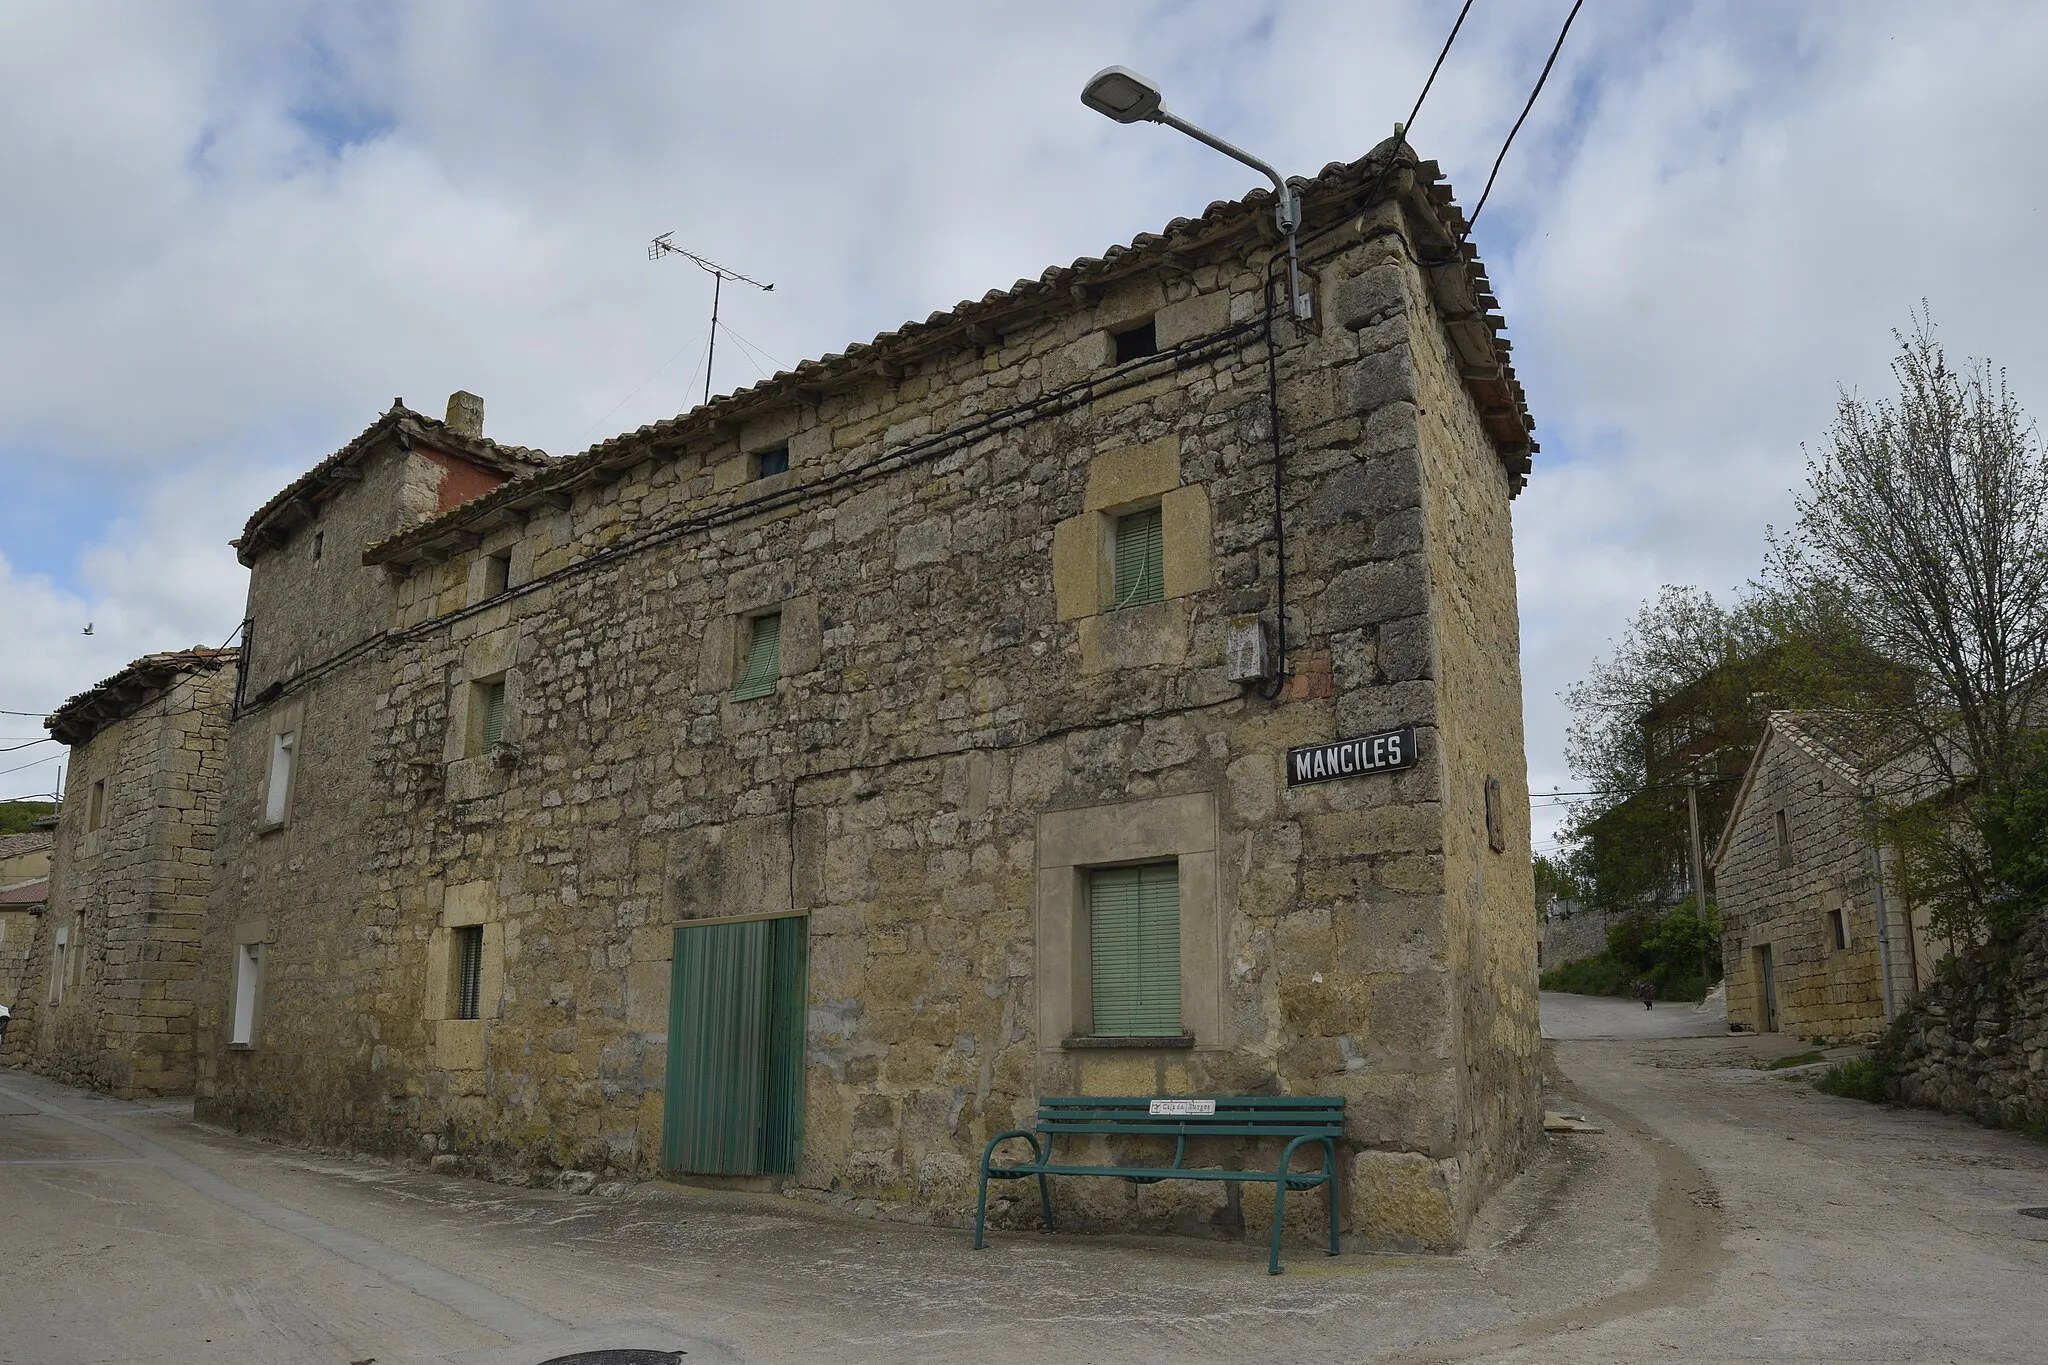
[4,996,2046,1364]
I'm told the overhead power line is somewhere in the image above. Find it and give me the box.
[1466,0,1585,234]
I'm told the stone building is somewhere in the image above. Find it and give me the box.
[195,137,1542,1251]
[0,650,236,1094]
[1714,712,1940,1041]
[0,829,53,1006]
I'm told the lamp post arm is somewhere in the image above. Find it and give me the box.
[1149,106,1308,319]
[1149,108,1297,229]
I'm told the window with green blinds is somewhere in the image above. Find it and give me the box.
[482,681,506,748]
[1112,506,1164,609]
[453,925,484,1021]
[733,612,782,700]
[1088,861,1181,1036]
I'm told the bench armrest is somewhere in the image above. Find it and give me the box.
[980,1128,1045,1171]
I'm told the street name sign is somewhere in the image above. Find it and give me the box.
[1285,727,1417,786]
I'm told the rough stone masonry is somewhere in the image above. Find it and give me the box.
[194,137,1542,1252]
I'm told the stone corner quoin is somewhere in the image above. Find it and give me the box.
[70,143,1544,1255]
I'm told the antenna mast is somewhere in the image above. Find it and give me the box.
[649,233,774,405]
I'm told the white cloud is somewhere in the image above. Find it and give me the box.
[4,1,2048,852]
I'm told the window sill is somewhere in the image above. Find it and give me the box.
[1061,1034,1195,1050]
[254,820,286,837]
[226,1042,256,1051]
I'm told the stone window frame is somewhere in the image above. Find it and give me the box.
[1035,791,1222,1051]
[256,698,305,834]
[465,534,527,607]
[425,880,503,1073]
[698,591,822,701]
[86,778,106,832]
[1775,809,1792,870]
[443,625,521,794]
[229,919,270,1049]
[1052,437,1213,623]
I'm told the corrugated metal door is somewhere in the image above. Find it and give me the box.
[663,916,807,1175]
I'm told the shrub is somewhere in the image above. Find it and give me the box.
[1538,903,1721,1001]
[1814,1057,1889,1103]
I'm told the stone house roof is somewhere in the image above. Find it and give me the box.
[235,402,552,568]
[0,831,53,861]
[363,137,1535,571]
[1710,710,1923,867]
[46,648,240,747]
[0,876,47,907]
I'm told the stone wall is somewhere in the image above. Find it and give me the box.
[1540,903,1620,972]
[1716,726,1918,1042]
[2,666,233,1094]
[1885,913,2048,1132]
[196,152,1539,1251]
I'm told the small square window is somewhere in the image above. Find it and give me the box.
[1089,862,1180,1037]
[483,552,511,596]
[1829,908,1847,951]
[733,612,782,700]
[754,445,790,479]
[452,926,484,1020]
[1113,319,1158,364]
[1111,506,1164,609]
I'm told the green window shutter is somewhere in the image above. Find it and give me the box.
[1089,862,1181,1036]
[733,612,782,700]
[483,682,506,748]
[1112,506,1165,609]
[454,925,484,1020]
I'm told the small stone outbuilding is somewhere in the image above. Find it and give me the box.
[0,830,53,1005]
[1,650,236,1094]
[196,137,1543,1252]
[1714,712,1942,1041]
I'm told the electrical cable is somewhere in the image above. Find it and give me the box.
[565,324,712,457]
[1465,0,1584,235]
[0,752,62,780]
[1404,0,1476,137]
[0,738,56,754]
[716,321,790,376]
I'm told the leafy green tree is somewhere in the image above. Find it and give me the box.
[0,801,55,836]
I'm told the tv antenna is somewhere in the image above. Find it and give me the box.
[649,233,774,405]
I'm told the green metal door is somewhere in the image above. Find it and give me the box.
[663,915,808,1175]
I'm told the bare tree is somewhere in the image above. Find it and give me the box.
[1769,313,2048,936]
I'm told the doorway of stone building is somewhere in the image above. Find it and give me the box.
[663,913,808,1176]
[1754,943,1778,1032]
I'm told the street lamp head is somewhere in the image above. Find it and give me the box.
[1081,66,1163,124]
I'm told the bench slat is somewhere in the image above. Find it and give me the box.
[1038,1122,1343,1138]
[993,1163,1331,1184]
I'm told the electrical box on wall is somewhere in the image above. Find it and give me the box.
[1226,616,1272,683]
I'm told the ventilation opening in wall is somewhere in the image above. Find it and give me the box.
[484,552,511,596]
[1113,319,1158,364]
[453,925,484,1020]
[753,445,790,479]
[312,531,323,563]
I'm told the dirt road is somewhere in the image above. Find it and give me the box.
[4,996,2044,1363]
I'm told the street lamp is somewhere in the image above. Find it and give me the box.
[1080,66,1312,321]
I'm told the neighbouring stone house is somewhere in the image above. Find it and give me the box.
[1714,711,1942,1041]
[195,137,1543,1252]
[0,650,236,1094]
[0,829,53,1006]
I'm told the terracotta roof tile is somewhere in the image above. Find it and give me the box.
[364,138,1534,568]
[46,648,239,748]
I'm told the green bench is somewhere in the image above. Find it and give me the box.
[974,1094,1344,1274]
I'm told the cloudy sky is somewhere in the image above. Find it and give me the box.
[4,1,2047,854]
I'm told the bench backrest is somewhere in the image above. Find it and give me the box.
[1036,1095,1344,1139]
